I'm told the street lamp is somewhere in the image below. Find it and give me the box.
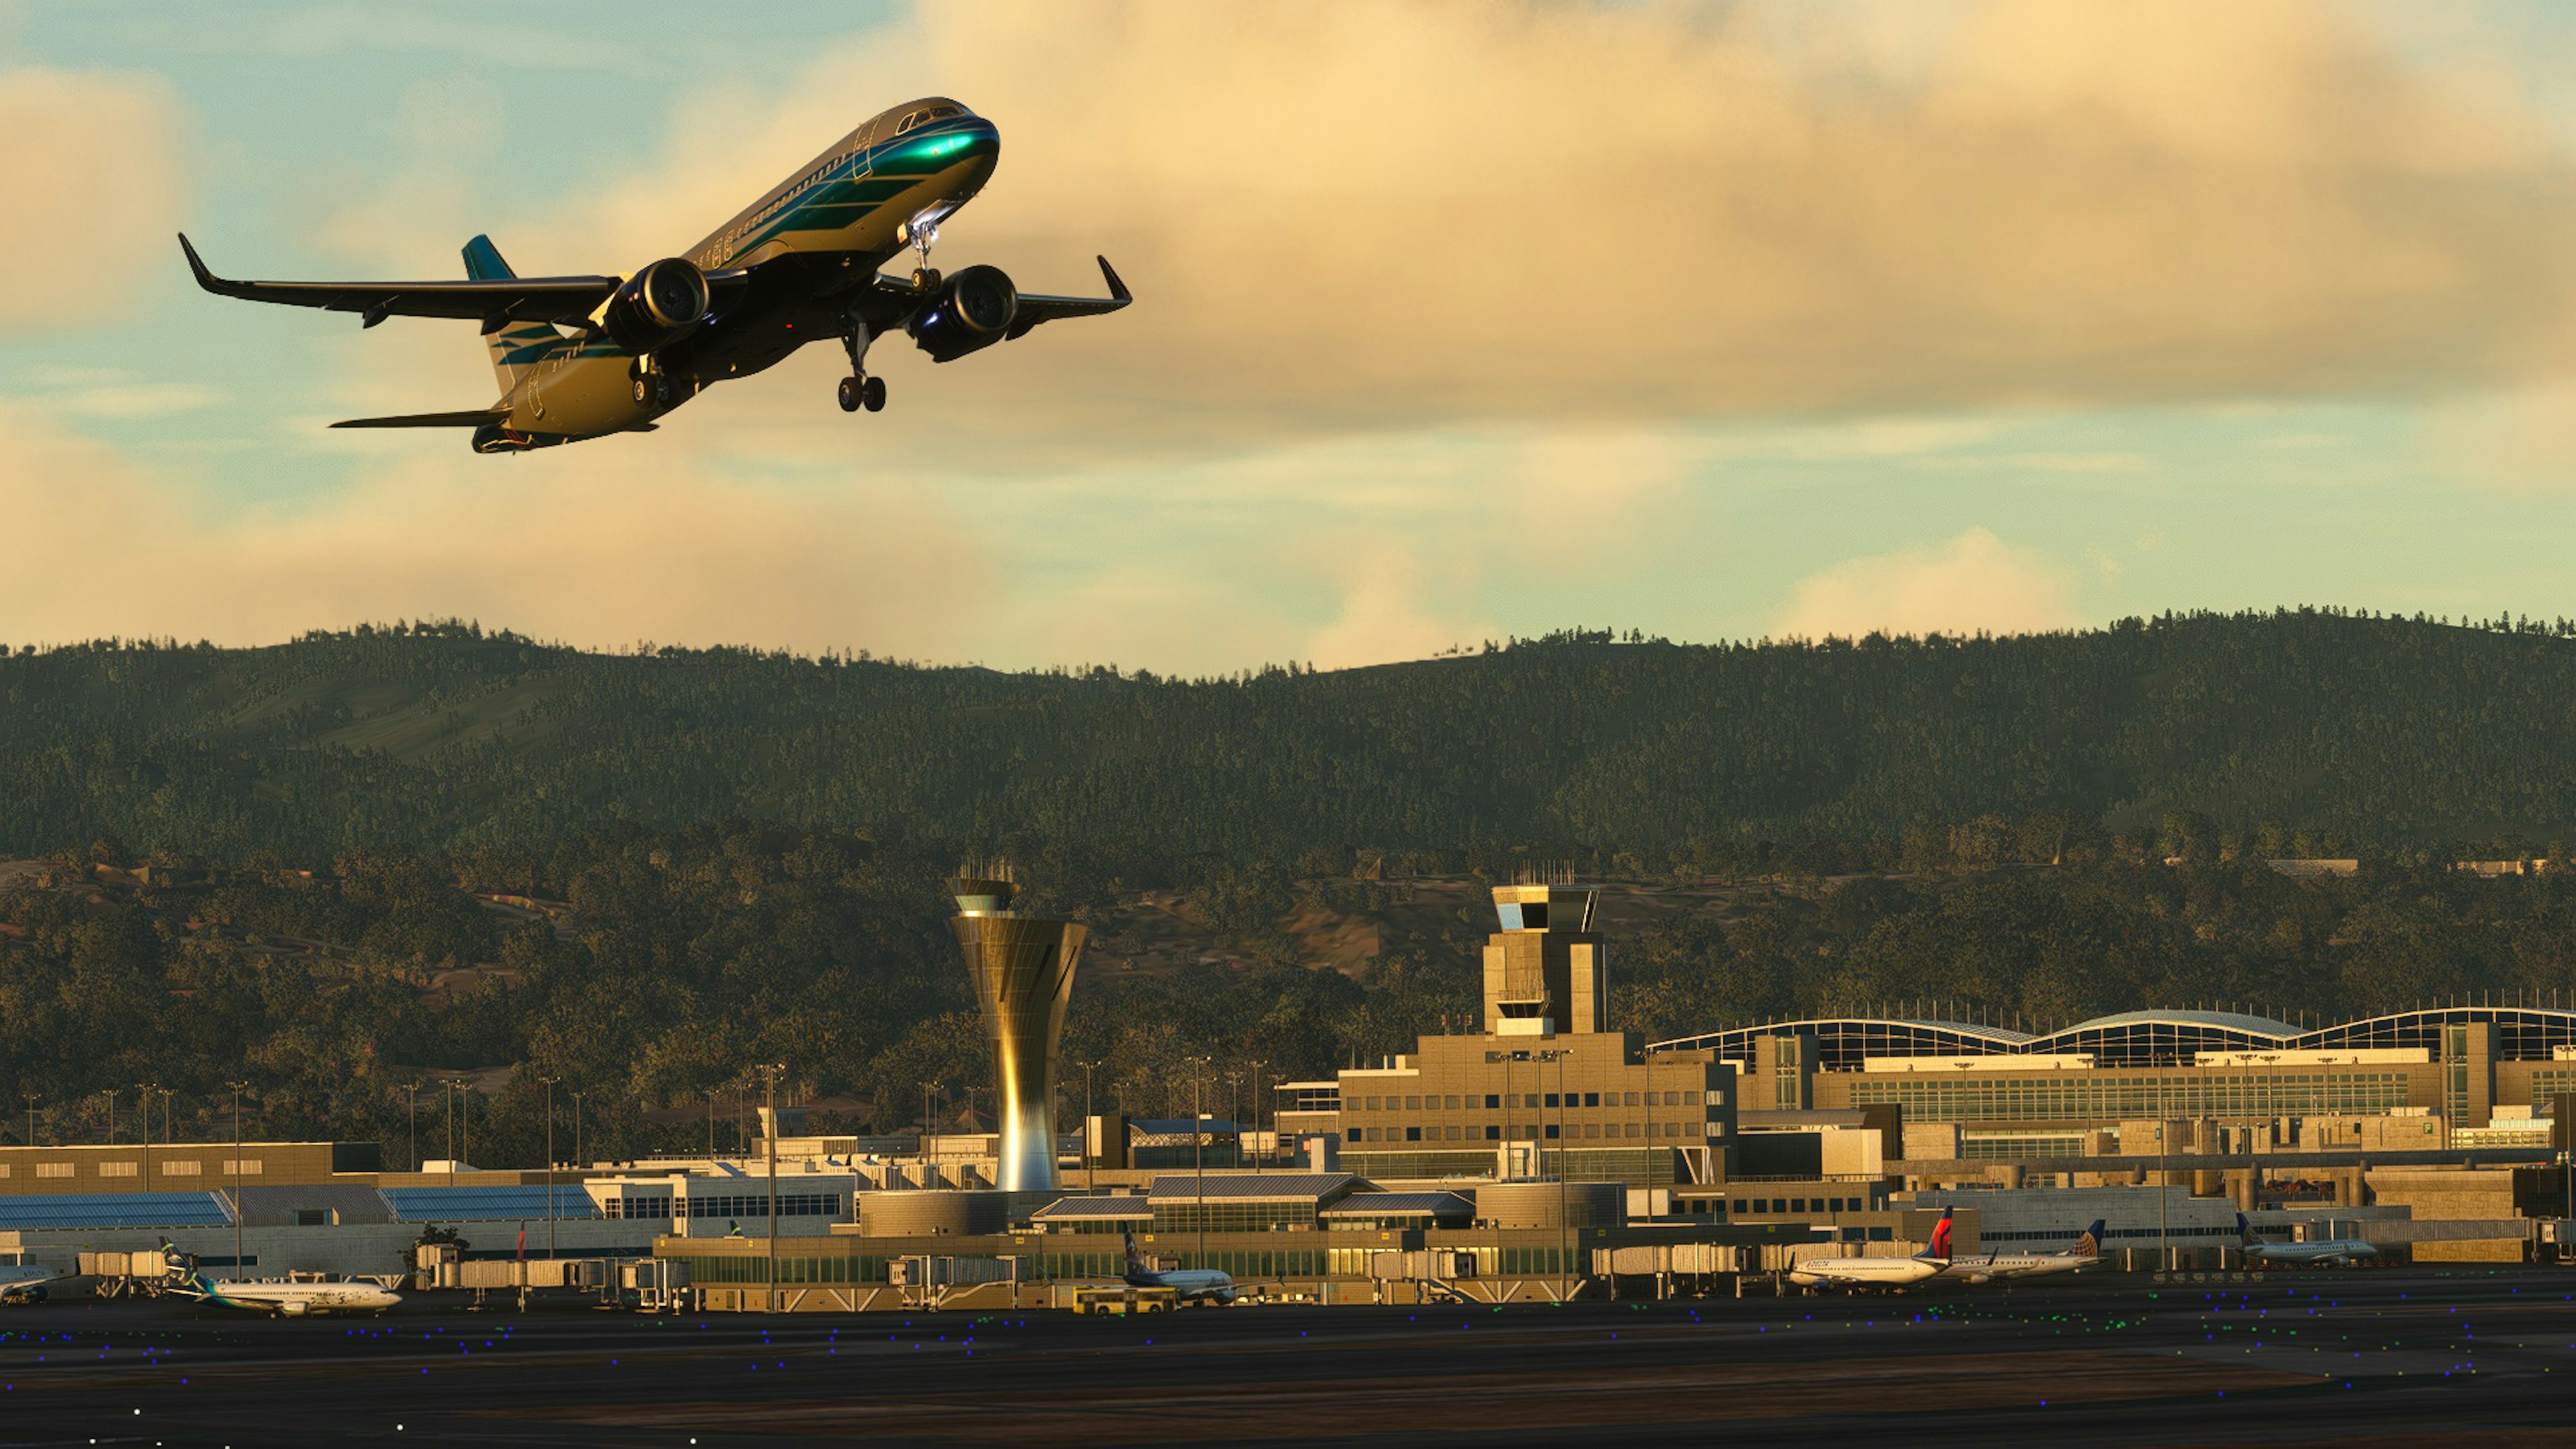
[919,1080,942,1188]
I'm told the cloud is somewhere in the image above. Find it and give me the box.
[0,402,994,658]
[1771,527,2078,640]
[1303,541,1492,672]
[0,66,186,334]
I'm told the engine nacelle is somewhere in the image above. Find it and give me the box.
[602,257,711,354]
[279,1299,309,1316]
[907,264,1018,362]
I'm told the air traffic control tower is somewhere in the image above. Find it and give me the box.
[947,873,1085,1192]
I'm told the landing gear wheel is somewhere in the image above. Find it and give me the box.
[861,376,886,413]
[635,373,671,409]
[633,375,651,406]
[913,267,942,294]
[838,376,861,413]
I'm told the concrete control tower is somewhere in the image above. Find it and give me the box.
[947,873,1085,1192]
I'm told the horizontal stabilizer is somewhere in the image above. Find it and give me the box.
[330,410,505,429]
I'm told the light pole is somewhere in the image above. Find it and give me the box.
[227,1081,250,1281]
[21,1092,36,1148]
[1074,1059,1103,1192]
[1538,1048,1572,1301]
[541,1076,559,1263]
[757,1063,785,1313]
[101,1089,116,1146]
[1186,1057,1214,1275]
[919,1081,941,1187]
[1246,1061,1267,1170]
[407,1080,422,1173]
[136,1081,155,1193]
[570,1090,584,1171]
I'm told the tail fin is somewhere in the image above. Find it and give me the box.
[1923,1208,1955,1263]
[1123,1230,1146,1278]
[2074,1220,2105,1258]
[2236,1212,2263,1248]
[465,235,564,390]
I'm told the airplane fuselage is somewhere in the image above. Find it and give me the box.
[1126,1268,1238,1304]
[482,99,1000,449]
[1786,1256,1945,1290]
[189,1277,402,1316]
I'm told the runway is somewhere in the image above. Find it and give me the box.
[0,1268,2570,1445]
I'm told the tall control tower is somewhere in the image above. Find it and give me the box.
[947,872,1085,1191]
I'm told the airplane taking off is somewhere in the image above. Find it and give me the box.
[1120,1231,1239,1305]
[1948,1220,2106,1284]
[179,97,1128,453]
[1786,1210,1955,1292]
[2238,1213,2380,1267]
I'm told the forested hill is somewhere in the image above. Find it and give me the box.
[6,608,2576,864]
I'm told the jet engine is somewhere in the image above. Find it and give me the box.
[602,257,712,354]
[279,1299,309,1316]
[907,265,1018,362]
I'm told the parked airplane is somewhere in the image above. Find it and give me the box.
[1120,1231,1239,1305]
[0,1262,56,1304]
[1786,1210,1955,1291]
[162,1252,401,1316]
[2237,1213,2379,1267]
[1949,1220,2105,1284]
[180,96,1128,452]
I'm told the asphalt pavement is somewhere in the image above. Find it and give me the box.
[0,1267,2570,1446]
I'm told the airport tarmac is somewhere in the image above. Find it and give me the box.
[0,1269,2569,1445]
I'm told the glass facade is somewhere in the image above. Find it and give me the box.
[1843,1071,2410,1124]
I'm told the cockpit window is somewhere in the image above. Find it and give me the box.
[896,105,963,135]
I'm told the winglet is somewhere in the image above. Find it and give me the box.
[178,233,223,292]
[1097,255,1130,304]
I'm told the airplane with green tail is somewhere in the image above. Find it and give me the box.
[179,97,1129,452]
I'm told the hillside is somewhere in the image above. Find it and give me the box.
[6,608,2576,864]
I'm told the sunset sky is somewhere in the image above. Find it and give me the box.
[6,0,2576,672]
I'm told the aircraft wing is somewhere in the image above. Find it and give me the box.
[179,233,755,329]
[1004,256,1132,339]
[181,235,618,326]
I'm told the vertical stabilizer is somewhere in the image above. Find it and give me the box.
[464,235,563,390]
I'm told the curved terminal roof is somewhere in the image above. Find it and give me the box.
[2047,1008,2300,1039]
[1658,1003,2576,1067]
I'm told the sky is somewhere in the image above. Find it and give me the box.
[6,0,2576,674]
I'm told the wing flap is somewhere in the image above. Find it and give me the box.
[180,234,616,325]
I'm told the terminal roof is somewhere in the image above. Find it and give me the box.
[1147,1173,1355,1204]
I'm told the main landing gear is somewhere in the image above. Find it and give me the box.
[837,374,885,413]
[631,367,672,409]
[838,323,885,413]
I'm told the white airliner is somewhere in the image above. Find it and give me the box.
[2238,1213,2379,1267]
[0,1263,57,1303]
[1949,1219,2104,1284]
[163,1253,402,1316]
[1787,1210,1955,1291]
[1118,1231,1238,1304]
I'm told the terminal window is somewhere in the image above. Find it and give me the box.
[35,1164,70,1179]
[1484,1094,1501,1108]
[99,1162,137,1177]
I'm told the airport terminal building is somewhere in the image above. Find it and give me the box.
[1658,1004,2576,1157]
